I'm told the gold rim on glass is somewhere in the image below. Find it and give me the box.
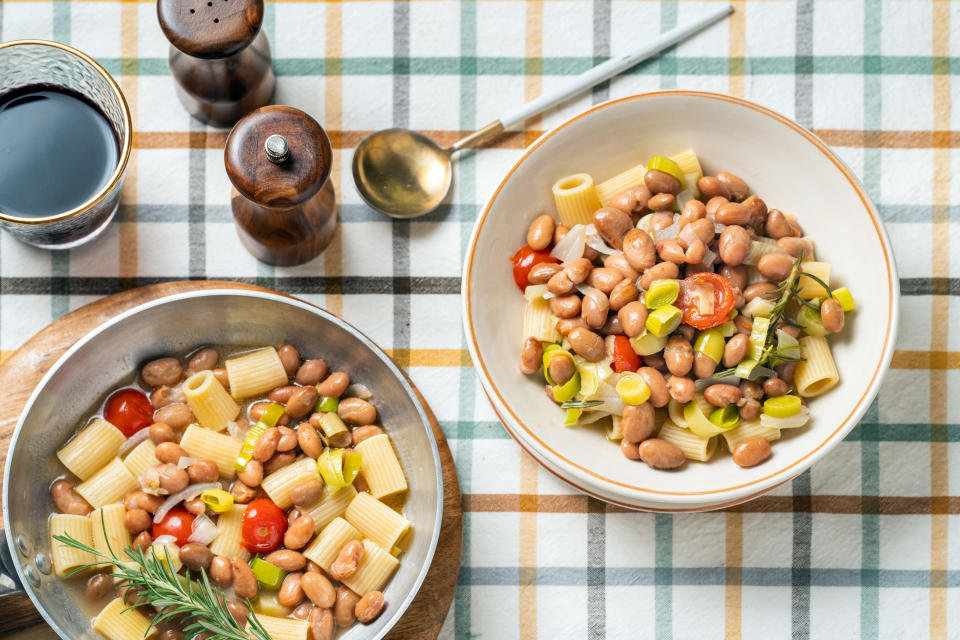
[0,39,133,226]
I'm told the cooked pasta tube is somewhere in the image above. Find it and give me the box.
[179,424,242,478]
[50,514,95,577]
[90,504,130,569]
[794,335,840,397]
[151,543,182,573]
[122,439,160,479]
[522,297,562,344]
[225,347,288,399]
[341,539,401,596]
[303,517,362,571]
[657,420,717,462]
[303,484,358,532]
[797,261,832,299]
[75,457,138,509]
[722,419,781,451]
[670,148,703,182]
[248,614,309,640]
[355,434,408,500]
[344,492,411,552]
[182,370,240,431]
[93,597,154,640]
[667,399,687,429]
[56,418,126,481]
[261,457,322,510]
[209,503,248,561]
[595,164,646,205]
[552,173,602,227]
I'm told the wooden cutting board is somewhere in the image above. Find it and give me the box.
[0,281,463,640]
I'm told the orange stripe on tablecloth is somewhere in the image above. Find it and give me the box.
[383,349,473,367]
[462,494,960,515]
[132,128,960,150]
[323,2,344,318]
[891,350,960,370]
[930,3,951,637]
[725,511,743,640]
[118,3,139,280]
[727,1,746,98]
[518,7,542,638]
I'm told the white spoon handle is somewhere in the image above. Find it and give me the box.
[498,3,732,129]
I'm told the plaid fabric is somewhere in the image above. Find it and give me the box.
[0,1,957,638]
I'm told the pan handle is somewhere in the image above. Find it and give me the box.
[0,529,26,597]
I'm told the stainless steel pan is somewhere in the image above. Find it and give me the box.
[1,290,443,639]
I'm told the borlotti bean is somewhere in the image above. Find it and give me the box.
[514,150,855,468]
[49,342,407,635]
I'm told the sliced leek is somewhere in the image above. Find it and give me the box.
[832,287,855,312]
[552,373,581,402]
[694,328,725,365]
[200,489,234,513]
[709,405,740,430]
[645,305,682,337]
[630,331,668,356]
[251,556,286,590]
[796,305,829,337]
[683,395,736,438]
[615,372,650,406]
[647,155,686,185]
[763,394,802,418]
[748,317,769,360]
[645,279,680,309]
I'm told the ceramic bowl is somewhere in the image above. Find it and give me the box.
[462,91,898,511]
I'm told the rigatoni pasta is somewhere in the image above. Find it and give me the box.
[595,163,646,206]
[522,297,562,344]
[75,457,138,509]
[261,457,321,509]
[657,421,716,462]
[179,424,242,478]
[303,484,358,532]
[56,418,125,481]
[795,335,840,397]
[341,539,401,596]
[50,514,95,577]
[225,347,288,399]
[356,433,407,500]
[303,517,363,571]
[90,504,130,567]
[344,492,411,552]
[122,439,159,479]
[208,503,248,562]
[551,173,602,227]
[182,369,240,431]
[249,614,310,640]
[92,597,154,640]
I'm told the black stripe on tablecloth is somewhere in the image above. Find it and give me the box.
[792,470,813,638]
[0,276,461,296]
[392,0,412,360]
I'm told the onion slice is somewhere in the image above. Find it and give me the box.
[153,482,220,524]
[188,513,219,545]
[177,456,197,469]
[550,224,586,264]
[584,224,619,255]
[118,428,151,457]
[654,222,679,242]
[346,383,372,400]
[747,365,778,381]
[152,534,177,547]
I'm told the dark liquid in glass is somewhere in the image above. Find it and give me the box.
[0,85,119,218]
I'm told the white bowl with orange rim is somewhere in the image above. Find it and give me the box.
[462,91,898,511]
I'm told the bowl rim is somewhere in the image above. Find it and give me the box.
[462,90,899,506]
[4,289,443,640]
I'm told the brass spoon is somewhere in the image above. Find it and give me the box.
[352,3,732,219]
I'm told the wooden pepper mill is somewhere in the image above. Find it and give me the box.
[225,105,337,266]
[157,0,275,127]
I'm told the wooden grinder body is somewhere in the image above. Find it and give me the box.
[226,106,337,267]
[158,0,275,127]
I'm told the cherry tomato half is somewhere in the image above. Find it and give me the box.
[241,498,287,554]
[105,388,154,438]
[152,507,195,546]
[677,272,736,330]
[510,246,559,291]
[611,335,640,373]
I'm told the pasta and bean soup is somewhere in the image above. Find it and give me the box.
[513,150,854,470]
[49,344,410,640]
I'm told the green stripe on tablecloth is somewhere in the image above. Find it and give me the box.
[455,3,476,639]
[91,55,960,78]
[861,1,883,635]
[655,513,673,639]
[51,0,71,321]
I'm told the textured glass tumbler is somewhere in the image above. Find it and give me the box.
[0,40,132,249]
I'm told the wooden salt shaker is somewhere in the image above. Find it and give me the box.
[225,105,337,266]
[158,0,275,127]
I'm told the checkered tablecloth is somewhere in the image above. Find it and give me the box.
[0,1,957,638]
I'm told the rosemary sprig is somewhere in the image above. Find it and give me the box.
[560,399,604,409]
[52,531,272,640]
